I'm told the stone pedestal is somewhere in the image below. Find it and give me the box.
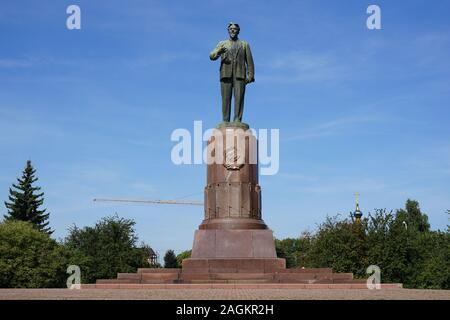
[187,123,283,270]
[202,125,263,228]
[191,229,277,258]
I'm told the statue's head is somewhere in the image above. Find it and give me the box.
[227,22,240,40]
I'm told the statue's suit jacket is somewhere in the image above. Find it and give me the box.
[210,39,254,81]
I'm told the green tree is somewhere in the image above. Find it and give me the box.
[366,208,417,285]
[164,250,178,268]
[306,215,368,277]
[0,220,86,288]
[176,250,191,268]
[4,160,52,234]
[410,231,450,289]
[272,201,449,289]
[275,238,302,268]
[64,214,150,283]
[395,199,430,233]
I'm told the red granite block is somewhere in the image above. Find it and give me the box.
[279,268,333,274]
[278,284,309,289]
[181,268,210,274]
[209,267,238,273]
[238,268,265,273]
[141,279,167,284]
[190,279,229,284]
[216,230,253,258]
[236,258,265,270]
[140,284,166,289]
[182,259,210,269]
[95,284,120,289]
[315,274,334,281]
[119,284,144,289]
[264,259,286,272]
[347,279,367,284]
[381,283,403,289]
[141,273,179,280]
[213,273,274,280]
[350,284,368,289]
[180,273,212,281]
[138,268,181,273]
[331,273,353,280]
[117,273,141,280]
[191,230,217,258]
[208,259,240,269]
[328,284,354,289]
[96,279,139,284]
[331,278,365,284]
[275,273,321,281]
[251,230,277,257]
[305,284,330,289]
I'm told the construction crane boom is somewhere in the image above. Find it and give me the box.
[93,198,203,206]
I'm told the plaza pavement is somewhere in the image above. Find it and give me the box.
[0,288,449,300]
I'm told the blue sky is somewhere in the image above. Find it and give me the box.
[1,0,449,259]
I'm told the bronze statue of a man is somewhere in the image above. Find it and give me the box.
[210,23,255,123]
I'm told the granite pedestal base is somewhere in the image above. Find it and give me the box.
[191,229,277,259]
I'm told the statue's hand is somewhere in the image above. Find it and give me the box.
[218,45,228,54]
[245,77,255,84]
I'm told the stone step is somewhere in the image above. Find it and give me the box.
[181,268,211,274]
[182,258,286,273]
[278,268,333,274]
[275,273,332,281]
[333,278,366,284]
[106,272,356,284]
[117,273,141,280]
[187,279,275,284]
[141,273,180,281]
[182,267,277,274]
[137,268,181,274]
[182,268,334,274]
[181,273,275,281]
[209,268,266,273]
[96,279,139,284]
[184,279,230,284]
[214,273,275,280]
[141,279,175,284]
[330,273,354,280]
[82,282,403,289]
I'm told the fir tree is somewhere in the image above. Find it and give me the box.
[164,250,178,268]
[4,160,52,234]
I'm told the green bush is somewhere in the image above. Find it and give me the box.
[164,250,178,268]
[64,215,150,283]
[276,202,450,289]
[0,220,85,288]
[176,250,191,268]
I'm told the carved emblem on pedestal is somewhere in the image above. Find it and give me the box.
[223,146,244,170]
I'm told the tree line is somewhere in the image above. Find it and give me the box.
[275,203,449,289]
[1,160,449,288]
